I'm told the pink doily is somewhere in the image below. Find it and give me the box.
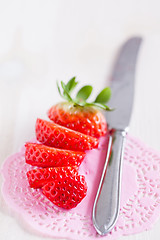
[1,135,160,240]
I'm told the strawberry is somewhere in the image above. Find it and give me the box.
[35,118,99,151]
[48,102,107,138]
[25,77,112,210]
[25,142,86,167]
[48,77,112,138]
[27,166,78,188]
[42,173,87,209]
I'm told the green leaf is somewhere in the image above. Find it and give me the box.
[76,85,93,101]
[93,102,113,111]
[60,81,67,91]
[95,87,111,104]
[56,78,114,112]
[56,81,63,97]
[66,77,78,93]
[60,81,73,101]
[86,102,113,111]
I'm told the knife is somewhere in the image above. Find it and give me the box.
[92,37,142,235]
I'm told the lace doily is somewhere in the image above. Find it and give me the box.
[1,135,160,240]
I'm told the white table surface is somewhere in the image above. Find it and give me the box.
[1,0,160,239]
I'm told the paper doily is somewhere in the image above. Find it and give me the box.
[1,135,160,240]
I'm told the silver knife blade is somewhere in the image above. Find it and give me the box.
[106,37,142,130]
[92,37,142,236]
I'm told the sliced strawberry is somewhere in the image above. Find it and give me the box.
[25,143,85,167]
[48,102,107,138]
[35,118,99,151]
[42,174,87,209]
[27,166,78,188]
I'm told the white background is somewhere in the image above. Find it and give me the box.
[0,0,160,239]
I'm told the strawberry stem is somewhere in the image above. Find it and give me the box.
[57,77,113,111]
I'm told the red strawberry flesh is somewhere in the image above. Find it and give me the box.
[48,102,107,138]
[35,118,99,151]
[25,142,86,167]
[42,174,87,209]
[27,166,78,188]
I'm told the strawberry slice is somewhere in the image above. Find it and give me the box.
[42,174,87,209]
[25,143,86,167]
[48,102,107,138]
[27,166,78,188]
[35,118,99,151]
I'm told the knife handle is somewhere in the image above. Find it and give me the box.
[92,129,127,235]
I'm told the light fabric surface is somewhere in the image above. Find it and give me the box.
[1,1,160,239]
[1,135,160,240]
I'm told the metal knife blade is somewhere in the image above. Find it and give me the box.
[92,37,142,235]
[106,37,142,130]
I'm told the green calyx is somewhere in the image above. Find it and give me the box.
[57,77,113,111]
